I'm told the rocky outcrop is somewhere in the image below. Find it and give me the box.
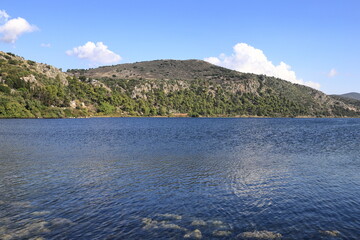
[184,229,202,239]
[34,63,68,86]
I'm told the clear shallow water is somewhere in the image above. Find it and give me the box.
[0,118,360,239]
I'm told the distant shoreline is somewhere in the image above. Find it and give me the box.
[0,114,358,120]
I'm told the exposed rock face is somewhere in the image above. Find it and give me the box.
[69,100,77,109]
[69,100,85,109]
[34,63,68,86]
[131,83,153,99]
[90,79,112,92]
[21,75,40,86]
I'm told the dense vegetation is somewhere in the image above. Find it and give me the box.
[0,51,359,118]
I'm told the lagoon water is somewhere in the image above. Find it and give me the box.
[0,118,360,239]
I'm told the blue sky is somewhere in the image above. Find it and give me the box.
[1,0,359,94]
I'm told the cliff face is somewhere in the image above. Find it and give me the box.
[0,52,359,118]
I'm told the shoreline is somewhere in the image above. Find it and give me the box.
[0,114,358,120]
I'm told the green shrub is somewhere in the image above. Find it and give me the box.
[97,102,115,115]
[0,84,11,94]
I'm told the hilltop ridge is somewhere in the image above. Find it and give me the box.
[68,59,242,81]
[335,92,360,101]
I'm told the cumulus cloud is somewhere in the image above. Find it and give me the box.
[327,68,337,78]
[0,10,10,23]
[0,10,38,43]
[66,41,121,65]
[205,43,320,89]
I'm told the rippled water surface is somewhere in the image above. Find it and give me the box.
[1,118,360,239]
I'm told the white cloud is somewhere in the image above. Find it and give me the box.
[0,10,38,43]
[327,68,337,78]
[66,41,121,65]
[0,10,10,23]
[205,43,320,89]
[41,43,51,48]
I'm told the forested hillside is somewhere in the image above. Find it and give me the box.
[0,51,359,118]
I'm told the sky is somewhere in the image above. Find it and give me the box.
[0,0,360,94]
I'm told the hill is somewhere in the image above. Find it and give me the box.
[330,94,360,110]
[334,92,360,101]
[0,51,359,118]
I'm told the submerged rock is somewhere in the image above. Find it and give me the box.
[184,229,202,239]
[142,218,154,225]
[155,213,182,220]
[29,237,45,240]
[23,221,50,234]
[208,220,223,225]
[11,201,32,208]
[50,218,74,226]
[160,222,187,231]
[213,230,232,237]
[0,226,7,234]
[191,220,206,226]
[142,218,159,230]
[215,224,232,230]
[2,221,50,239]
[142,218,186,231]
[1,234,13,240]
[0,217,11,225]
[32,211,51,216]
[319,230,341,237]
[238,230,282,239]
